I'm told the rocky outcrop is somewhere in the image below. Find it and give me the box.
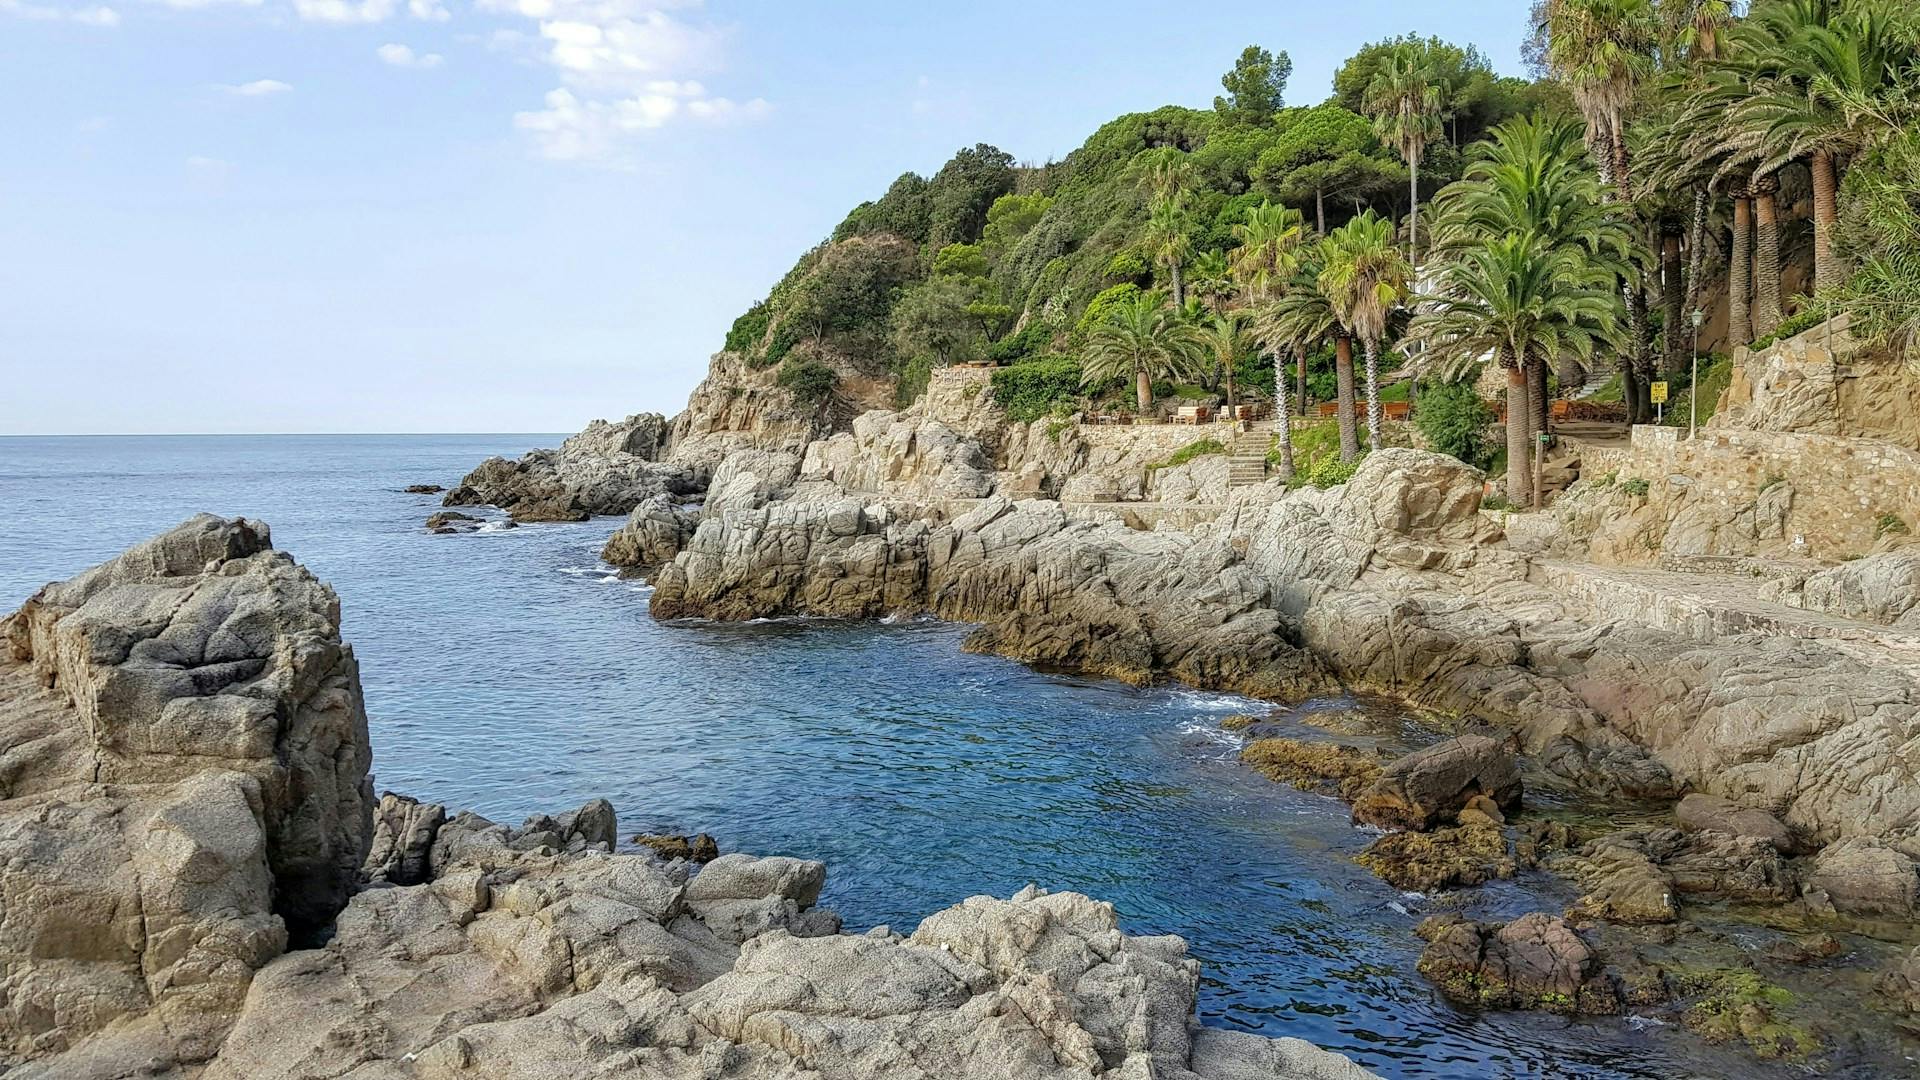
[802,410,995,500]
[665,351,840,480]
[1767,548,1920,628]
[1675,793,1802,854]
[0,515,374,1067]
[601,494,701,575]
[652,494,1332,697]
[1802,838,1919,917]
[1349,735,1521,832]
[444,412,696,519]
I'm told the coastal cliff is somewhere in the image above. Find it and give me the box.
[0,517,1379,1080]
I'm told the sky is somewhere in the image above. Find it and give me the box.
[0,1,1529,435]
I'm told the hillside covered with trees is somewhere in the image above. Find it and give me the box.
[715,1,1920,504]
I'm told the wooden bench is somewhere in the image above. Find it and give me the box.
[1172,405,1212,425]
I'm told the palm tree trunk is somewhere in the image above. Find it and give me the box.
[1225,360,1237,415]
[1170,263,1185,309]
[1505,360,1529,506]
[1315,188,1326,235]
[1629,286,1654,422]
[1334,335,1359,462]
[1273,355,1294,478]
[1662,232,1684,373]
[1685,186,1708,312]
[1611,129,1632,202]
[1811,149,1840,293]
[1730,193,1753,345]
[1530,356,1550,441]
[1295,345,1308,415]
[1135,365,1152,415]
[1363,337,1382,451]
[1753,182,1782,337]
[1408,158,1420,266]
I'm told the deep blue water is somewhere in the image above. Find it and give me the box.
[0,434,1831,1079]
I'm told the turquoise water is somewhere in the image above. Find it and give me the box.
[0,434,1840,1079]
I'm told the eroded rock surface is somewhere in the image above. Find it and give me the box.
[0,515,374,1068]
[444,412,696,519]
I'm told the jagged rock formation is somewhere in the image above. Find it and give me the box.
[444,412,696,520]
[1,518,1380,1080]
[801,410,996,501]
[651,494,1332,698]
[1415,913,1629,1015]
[647,437,1920,861]
[0,515,374,1067]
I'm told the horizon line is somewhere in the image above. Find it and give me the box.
[0,431,573,439]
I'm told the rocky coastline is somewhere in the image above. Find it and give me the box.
[416,354,1920,1069]
[0,515,1382,1079]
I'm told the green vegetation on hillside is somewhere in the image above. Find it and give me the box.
[716,0,1920,488]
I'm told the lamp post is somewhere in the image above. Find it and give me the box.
[1689,308,1705,438]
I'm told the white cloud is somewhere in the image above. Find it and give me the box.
[293,0,394,22]
[406,0,445,19]
[220,78,292,95]
[378,42,443,68]
[147,0,264,8]
[486,0,764,161]
[514,82,765,162]
[1,0,121,26]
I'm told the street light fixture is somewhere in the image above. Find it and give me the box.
[1690,308,1705,438]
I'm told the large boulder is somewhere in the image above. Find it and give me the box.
[1350,735,1522,831]
[1415,912,1620,1015]
[1803,838,1919,916]
[0,515,374,1068]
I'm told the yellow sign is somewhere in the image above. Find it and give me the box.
[1650,381,1669,404]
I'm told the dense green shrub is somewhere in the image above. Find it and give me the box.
[725,302,770,355]
[1074,283,1143,337]
[1620,476,1650,497]
[1104,250,1150,282]
[985,319,1057,364]
[991,356,1084,422]
[1306,453,1363,488]
[776,357,837,405]
[1414,379,1494,468]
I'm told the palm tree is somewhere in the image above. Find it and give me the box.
[1082,289,1207,415]
[1259,247,1361,460]
[1542,0,1659,193]
[1411,234,1624,505]
[1230,201,1310,419]
[1319,212,1413,452]
[1724,0,1919,292]
[1228,202,1307,301]
[1200,312,1248,420]
[1364,46,1447,264]
[1188,249,1238,314]
[1543,0,1659,420]
[1145,196,1195,308]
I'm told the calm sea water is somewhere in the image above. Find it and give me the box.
[0,434,1841,1079]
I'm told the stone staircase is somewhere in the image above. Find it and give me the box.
[1226,421,1275,488]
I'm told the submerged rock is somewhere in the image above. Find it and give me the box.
[425,509,482,533]
[403,482,446,494]
[1239,737,1383,800]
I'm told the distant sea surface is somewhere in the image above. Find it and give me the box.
[0,434,1834,1079]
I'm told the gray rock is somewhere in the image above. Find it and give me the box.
[363,791,446,885]
[0,515,373,1067]
[1804,838,1919,916]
